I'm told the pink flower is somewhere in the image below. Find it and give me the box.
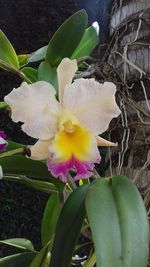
[0,131,7,150]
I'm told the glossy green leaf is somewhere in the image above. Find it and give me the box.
[18,54,29,67]
[50,185,88,267]
[71,26,99,59]
[86,176,149,267]
[0,252,37,267]
[86,178,122,267]
[6,140,24,152]
[29,45,47,63]
[0,155,50,179]
[0,101,7,109]
[0,30,19,69]
[21,67,38,83]
[38,62,58,90]
[4,175,57,194]
[0,238,35,251]
[112,176,149,267]
[29,243,50,267]
[0,155,64,191]
[46,10,88,66]
[41,193,61,246]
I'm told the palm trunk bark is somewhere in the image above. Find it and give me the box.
[104,0,150,189]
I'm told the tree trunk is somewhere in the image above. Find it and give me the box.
[104,0,150,190]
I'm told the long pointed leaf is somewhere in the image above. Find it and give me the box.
[4,175,57,194]
[0,30,19,69]
[0,155,64,190]
[5,141,24,152]
[45,10,88,66]
[41,193,61,246]
[86,178,122,267]
[71,26,99,59]
[86,176,149,267]
[50,185,88,267]
[0,252,37,267]
[0,238,34,251]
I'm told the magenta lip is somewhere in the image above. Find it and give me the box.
[0,143,7,150]
[47,154,101,183]
[0,131,7,151]
[0,131,6,139]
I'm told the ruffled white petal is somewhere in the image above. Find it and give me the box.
[63,79,121,135]
[4,81,60,139]
[57,58,77,104]
[29,140,51,160]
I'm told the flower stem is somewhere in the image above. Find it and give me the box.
[15,70,32,84]
[0,148,24,158]
[0,60,32,84]
[67,173,77,190]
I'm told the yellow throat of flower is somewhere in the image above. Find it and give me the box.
[58,111,79,131]
[63,120,76,134]
[52,111,95,162]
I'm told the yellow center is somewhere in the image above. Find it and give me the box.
[52,112,94,162]
[63,120,76,133]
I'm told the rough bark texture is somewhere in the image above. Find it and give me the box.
[109,0,150,80]
[104,5,150,265]
[105,0,150,201]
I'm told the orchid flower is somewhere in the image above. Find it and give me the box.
[0,131,7,151]
[4,58,120,182]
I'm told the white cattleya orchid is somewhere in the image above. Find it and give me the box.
[4,58,121,182]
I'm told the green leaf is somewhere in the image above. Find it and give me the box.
[29,243,50,267]
[112,176,149,267]
[18,54,29,67]
[50,185,88,267]
[38,62,58,90]
[29,46,47,63]
[41,193,61,246]
[71,26,99,59]
[0,101,7,109]
[0,155,50,179]
[86,178,122,267]
[46,10,88,66]
[0,155,64,191]
[0,252,37,267]
[4,175,57,194]
[0,30,19,69]
[6,140,24,152]
[21,67,38,83]
[86,176,149,267]
[0,238,35,251]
